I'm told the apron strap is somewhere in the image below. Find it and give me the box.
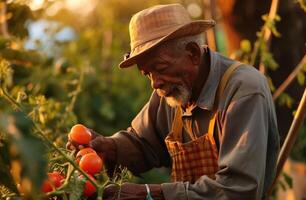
[214,62,243,109]
[208,62,243,140]
[171,107,183,141]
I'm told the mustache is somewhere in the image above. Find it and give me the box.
[156,84,191,107]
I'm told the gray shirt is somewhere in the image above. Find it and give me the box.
[111,50,280,200]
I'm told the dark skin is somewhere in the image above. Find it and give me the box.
[66,41,210,199]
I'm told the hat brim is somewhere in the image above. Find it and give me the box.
[119,20,215,68]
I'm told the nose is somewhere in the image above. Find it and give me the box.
[150,73,164,90]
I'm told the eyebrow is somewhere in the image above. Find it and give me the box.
[138,58,164,71]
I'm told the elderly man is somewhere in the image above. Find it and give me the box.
[68,3,280,200]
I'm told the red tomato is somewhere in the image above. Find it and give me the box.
[41,172,64,193]
[69,124,92,145]
[76,148,97,164]
[79,153,103,175]
[79,175,96,197]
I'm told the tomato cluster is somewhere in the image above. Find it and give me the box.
[75,148,103,197]
[41,124,104,198]
[70,124,104,197]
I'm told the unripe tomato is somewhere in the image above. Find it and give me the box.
[79,175,96,197]
[79,153,103,175]
[41,172,64,193]
[76,148,97,164]
[69,124,92,145]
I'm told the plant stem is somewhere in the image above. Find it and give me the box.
[97,186,103,200]
[250,34,262,67]
[67,67,84,113]
[1,87,22,110]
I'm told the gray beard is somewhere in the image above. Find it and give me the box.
[156,84,191,108]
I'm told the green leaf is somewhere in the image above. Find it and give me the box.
[278,179,287,191]
[262,14,268,21]
[282,172,293,188]
[275,14,281,21]
[271,27,281,37]
[297,71,305,86]
[0,140,19,194]
[240,40,251,53]
[9,112,47,191]
[267,76,276,92]
[12,134,47,192]
[66,173,85,200]
[261,50,279,71]
[278,93,294,108]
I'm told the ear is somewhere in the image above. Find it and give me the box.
[185,42,202,65]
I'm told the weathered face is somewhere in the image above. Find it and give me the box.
[136,44,199,107]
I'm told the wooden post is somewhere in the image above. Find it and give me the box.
[259,0,279,73]
[267,89,306,197]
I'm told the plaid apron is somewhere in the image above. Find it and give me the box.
[165,62,243,183]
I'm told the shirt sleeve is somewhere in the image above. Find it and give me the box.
[111,91,171,174]
[161,93,274,200]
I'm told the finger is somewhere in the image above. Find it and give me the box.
[103,184,119,198]
[66,141,76,150]
[88,129,101,139]
[66,140,87,152]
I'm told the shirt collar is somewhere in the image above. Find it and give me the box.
[195,49,222,111]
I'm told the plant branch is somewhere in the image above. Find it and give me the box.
[273,55,306,100]
[250,0,279,69]
[66,67,84,113]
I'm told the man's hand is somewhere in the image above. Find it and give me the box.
[103,183,164,200]
[89,135,117,168]
[66,129,117,175]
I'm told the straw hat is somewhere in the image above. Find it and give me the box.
[119,3,215,68]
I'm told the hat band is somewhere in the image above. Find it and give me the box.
[130,22,188,50]
[130,37,161,57]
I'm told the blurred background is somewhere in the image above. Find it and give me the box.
[0,0,305,199]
